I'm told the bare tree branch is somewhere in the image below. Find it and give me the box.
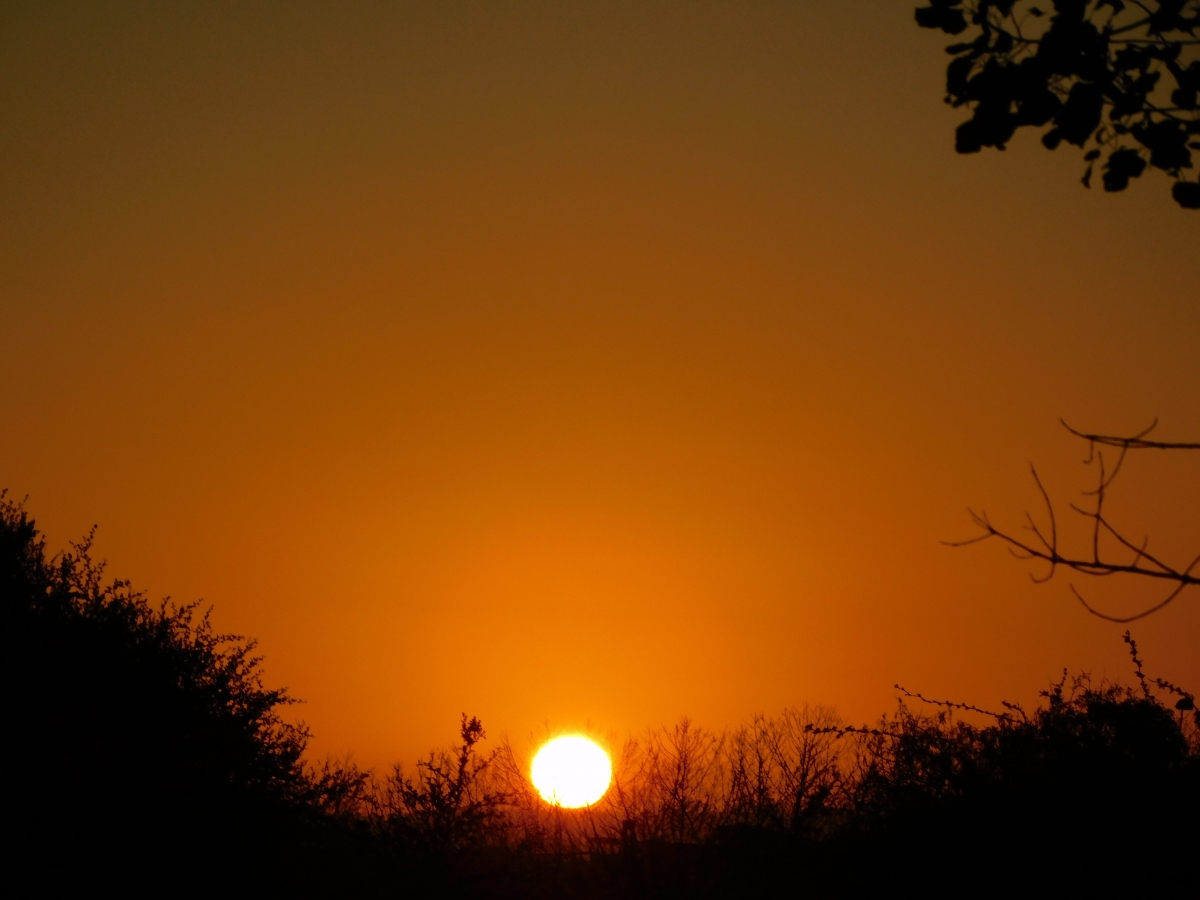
[893,685,1016,723]
[1062,418,1200,451]
[948,420,1200,621]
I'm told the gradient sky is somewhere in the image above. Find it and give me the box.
[3,0,1197,767]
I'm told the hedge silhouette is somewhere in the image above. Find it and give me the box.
[0,493,354,891]
[4,492,1196,897]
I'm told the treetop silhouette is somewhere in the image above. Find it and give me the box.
[0,491,336,890]
[916,0,1200,208]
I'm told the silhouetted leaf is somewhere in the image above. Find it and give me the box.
[1017,86,1061,126]
[1039,12,1109,81]
[1173,86,1198,109]
[947,55,977,97]
[1113,46,1152,73]
[1134,120,1192,171]
[956,118,985,153]
[1149,0,1191,33]
[1111,73,1160,120]
[916,2,969,35]
[1169,61,1199,110]
[1054,82,1104,146]
[1172,181,1200,208]
[1103,148,1147,191]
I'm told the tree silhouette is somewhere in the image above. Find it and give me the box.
[0,492,329,890]
[916,0,1200,208]
[6,488,1196,896]
[949,420,1200,621]
[374,714,508,856]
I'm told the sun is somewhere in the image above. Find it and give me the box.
[530,735,612,808]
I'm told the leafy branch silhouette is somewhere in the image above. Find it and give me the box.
[916,0,1200,208]
[948,419,1200,621]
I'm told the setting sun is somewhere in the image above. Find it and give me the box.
[530,736,612,808]
[6,0,1199,893]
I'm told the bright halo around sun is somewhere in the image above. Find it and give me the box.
[530,736,612,808]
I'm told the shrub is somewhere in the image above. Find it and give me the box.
[1,494,316,890]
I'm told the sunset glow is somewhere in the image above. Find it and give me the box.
[530,736,612,808]
[4,1,1199,893]
[3,0,1196,777]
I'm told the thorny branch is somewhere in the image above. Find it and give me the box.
[948,419,1200,622]
[893,684,1022,723]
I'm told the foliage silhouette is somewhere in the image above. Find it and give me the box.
[915,0,1200,208]
[834,645,1197,889]
[5,492,1196,896]
[0,493,369,892]
[349,676,1196,896]
[382,714,506,855]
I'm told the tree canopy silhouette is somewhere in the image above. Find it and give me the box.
[0,492,326,890]
[916,0,1200,208]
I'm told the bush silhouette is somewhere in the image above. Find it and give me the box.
[1,494,326,890]
[839,671,1198,891]
[5,491,1196,896]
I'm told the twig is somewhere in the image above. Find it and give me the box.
[893,685,1016,723]
[948,421,1199,621]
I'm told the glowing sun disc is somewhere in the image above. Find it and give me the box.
[531,736,612,808]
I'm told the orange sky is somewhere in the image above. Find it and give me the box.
[3,1,1197,768]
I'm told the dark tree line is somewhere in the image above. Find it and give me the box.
[3,492,1196,896]
[916,0,1200,208]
